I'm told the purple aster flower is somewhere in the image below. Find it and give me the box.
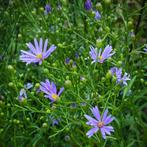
[72,61,76,67]
[65,57,70,64]
[84,0,92,11]
[84,106,115,139]
[18,88,27,101]
[75,52,79,58]
[94,11,101,20]
[45,4,51,14]
[18,83,33,101]
[89,45,115,63]
[144,48,147,53]
[110,67,130,85]
[20,38,56,65]
[24,83,33,89]
[40,79,64,102]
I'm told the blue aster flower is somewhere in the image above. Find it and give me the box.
[94,11,101,20]
[20,38,56,65]
[45,4,51,14]
[110,67,130,85]
[18,83,33,101]
[144,48,147,53]
[40,79,64,102]
[84,0,92,11]
[89,45,115,63]
[84,106,115,139]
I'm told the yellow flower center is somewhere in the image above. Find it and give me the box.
[51,94,58,100]
[97,121,104,128]
[98,56,103,60]
[36,54,42,59]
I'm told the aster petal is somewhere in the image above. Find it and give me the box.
[100,128,106,139]
[40,85,50,95]
[102,126,114,135]
[51,82,57,93]
[86,127,99,138]
[89,46,97,61]
[84,114,98,126]
[44,45,56,58]
[102,109,108,122]
[39,38,43,52]
[103,126,114,133]
[20,50,36,58]
[98,48,102,57]
[58,87,64,96]
[103,115,115,125]
[102,45,113,60]
[34,38,40,54]
[44,94,55,101]
[27,42,37,54]
[90,106,101,121]
[110,67,117,75]
[43,39,48,53]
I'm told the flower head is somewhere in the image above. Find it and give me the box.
[40,79,64,102]
[89,45,115,63]
[24,83,33,89]
[20,38,56,65]
[45,4,51,14]
[84,106,115,139]
[84,0,92,11]
[95,11,101,20]
[65,57,70,64]
[110,67,130,85]
[18,89,27,101]
[144,48,147,53]
[18,83,33,101]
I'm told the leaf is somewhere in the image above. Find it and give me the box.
[123,76,136,99]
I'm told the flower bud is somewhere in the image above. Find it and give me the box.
[0,112,4,116]
[96,3,102,11]
[26,117,30,121]
[43,68,49,74]
[7,65,15,72]
[39,7,44,12]
[8,82,14,87]
[106,70,112,79]
[117,61,122,66]
[18,33,22,39]
[101,77,105,82]
[46,109,51,113]
[42,123,48,128]
[104,0,111,5]
[96,39,103,48]
[64,80,72,87]
[140,78,144,83]
[35,83,40,88]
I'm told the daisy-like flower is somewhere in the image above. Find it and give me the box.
[84,0,92,11]
[89,45,115,63]
[18,83,33,101]
[18,89,27,101]
[20,38,56,65]
[110,67,130,85]
[84,106,115,139]
[40,79,64,102]
[45,4,52,14]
